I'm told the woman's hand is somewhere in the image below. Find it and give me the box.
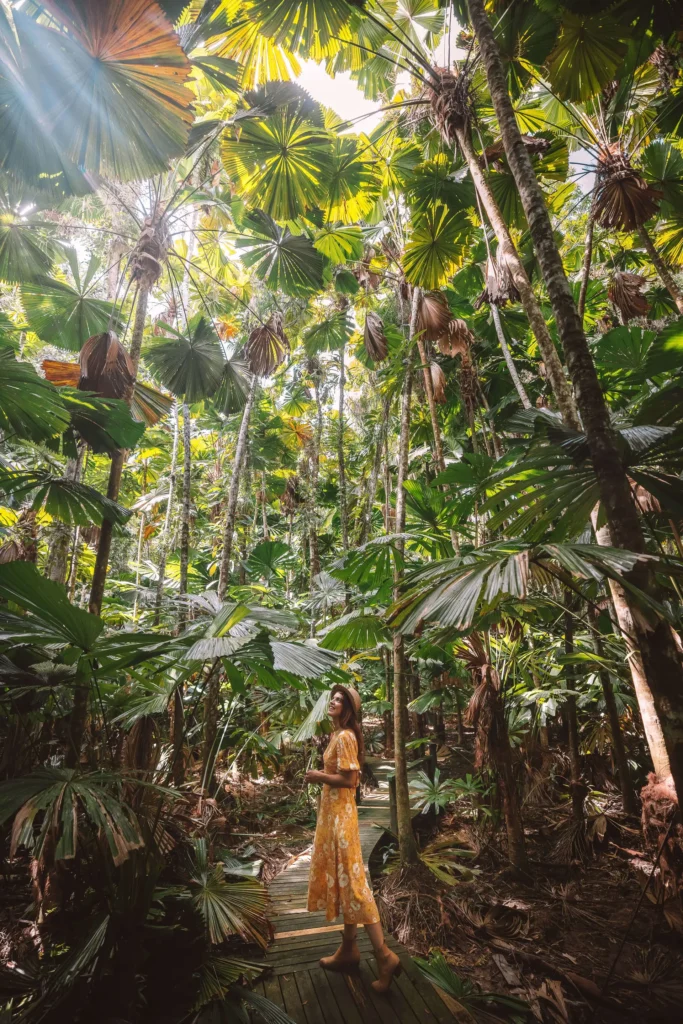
[305,769,324,785]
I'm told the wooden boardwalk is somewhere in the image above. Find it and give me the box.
[252,759,456,1024]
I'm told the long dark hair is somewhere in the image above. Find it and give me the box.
[331,685,365,769]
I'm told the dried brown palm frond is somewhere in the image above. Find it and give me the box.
[474,254,520,308]
[608,271,649,322]
[479,135,550,171]
[364,310,388,362]
[42,359,80,386]
[417,290,451,342]
[430,361,447,404]
[595,146,662,230]
[648,45,681,93]
[426,66,471,145]
[281,475,303,514]
[439,318,473,358]
[245,312,289,377]
[79,331,135,401]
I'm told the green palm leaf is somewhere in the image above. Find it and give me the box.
[19,1,195,181]
[314,224,364,263]
[321,612,391,652]
[324,136,380,223]
[248,0,355,56]
[0,349,70,441]
[21,253,122,352]
[60,389,146,454]
[0,561,103,650]
[0,204,55,284]
[234,210,324,296]
[0,469,131,529]
[189,838,269,946]
[303,310,353,355]
[222,109,330,221]
[145,315,225,402]
[403,204,468,289]
[0,767,143,866]
[544,12,628,102]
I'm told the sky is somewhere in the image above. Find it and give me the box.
[296,60,385,133]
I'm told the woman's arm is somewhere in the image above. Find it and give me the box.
[304,769,356,789]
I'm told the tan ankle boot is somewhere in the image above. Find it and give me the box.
[320,934,360,972]
[371,945,402,993]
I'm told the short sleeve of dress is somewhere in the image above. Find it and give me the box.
[336,730,360,772]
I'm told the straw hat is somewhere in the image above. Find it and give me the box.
[331,683,362,716]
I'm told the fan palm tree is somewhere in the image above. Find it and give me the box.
[465,0,683,805]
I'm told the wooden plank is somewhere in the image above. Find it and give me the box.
[279,971,307,1021]
[359,960,421,1024]
[263,974,286,1010]
[395,955,457,1024]
[307,967,347,1024]
[295,970,327,1024]
[323,968,369,1024]
[343,969,384,1024]
[271,949,377,976]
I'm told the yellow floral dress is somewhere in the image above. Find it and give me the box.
[307,729,380,924]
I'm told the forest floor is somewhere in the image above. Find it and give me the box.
[222,733,683,1024]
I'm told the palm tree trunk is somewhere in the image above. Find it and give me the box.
[154,401,180,626]
[638,226,683,314]
[589,607,637,814]
[415,328,446,473]
[490,305,531,409]
[392,289,420,866]
[454,124,579,429]
[309,378,323,583]
[564,607,585,820]
[132,513,145,621]
[67,526,81,602]
[89,283,151,616]
[337,343,349,552]
[358,395,391,546]
[468,0,683,806]
[217,374,258,600]
[578,204,597,323]
[178,402,192,632]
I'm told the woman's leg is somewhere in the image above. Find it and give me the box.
[319,920,360,970]
[364,921,402,992]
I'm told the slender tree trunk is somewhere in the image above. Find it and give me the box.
[217,374,258,600]
[170,684,186,788]
[564,607,586,820]
[469,0,683,806]
[132,514,145,621]
[309,379,323,583]
[358,395,390,546]
[178,403,192,632]
[578,204,597,323]
[337,343,349,552]
[415,326,446,472]
[639,226,683,314]
[589,607,637,814]
[89,283,150,616]
[154,401,180,626]
[67,526,81,602]
[201,661,221,790]
[490,305,531,409]
[454,125,579,429]
[392,289,420,866]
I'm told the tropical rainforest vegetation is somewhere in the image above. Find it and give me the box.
[1,0,683,1021]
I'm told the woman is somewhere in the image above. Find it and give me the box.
[305,684,402,993]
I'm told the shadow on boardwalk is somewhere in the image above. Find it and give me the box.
[252,759,457,1023]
